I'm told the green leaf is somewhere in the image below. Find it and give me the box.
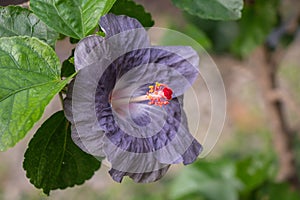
[0,36,71,151]
[61,50,76,78]
[110,0,154,27]
[23,111,101,195]
[172,0,244,21]
[0,6,59,47]
[30,0,117,39]
[236,155,276,194]
[231,0,279,57]
[170,159,242,200]
[182,23,212,50]
[61,58,75,78]
[161,22,212,50]
[183,13,239,52]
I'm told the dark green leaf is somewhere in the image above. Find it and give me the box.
[61,58,75,78]
[61,50,76,78]
[170,159,242,200]
[69,37,80,44]
[30,0,117,39]
[172,0,243,21]
[0,36,72,151]
[0,6,59,47]
[231,0,279,57]
[23,111,101,195]
[110,0,154,27]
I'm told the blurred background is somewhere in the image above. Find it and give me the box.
[1,0,300,199]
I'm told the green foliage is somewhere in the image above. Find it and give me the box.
[236,155,276,196]
[170,159,242,200]
[231,0,279,57]
[61,50,75,78]
[185,11,252,54]
[61,59,75,78]
[183,0,279,57]
[23,111,101,195]
[209,21,239,52]
[30,0,116,39]
[186,15,239,52]
[256,182,300,200]
[169,153,290,200]
[180,23,212,50]
[159,24,211,52]
[172,0,243,21]
[110,0,154,27]
[0,6,58,47]
[0,36,72,151]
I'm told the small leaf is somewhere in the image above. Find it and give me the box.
[172,0,244,21]
[0,36,71,151]
[23,111,101,195]
[110,0,154,27]
[30,0,117,39]
[0,6,59,47]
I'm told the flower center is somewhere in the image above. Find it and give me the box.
[112,82,173,107]
[146,82,173,107]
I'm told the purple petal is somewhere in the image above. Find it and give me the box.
[74,35,105,71]
[97,95,202,167]
[99,99,182,153]
[100,13,145,38]
[182,139,203,165]
[65,66,108,157]
[64,80,105,156]
[99,47,199,98]
[109,165,170,183]
[75,23,150,71]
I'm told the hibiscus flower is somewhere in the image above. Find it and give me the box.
[64,13,202,183]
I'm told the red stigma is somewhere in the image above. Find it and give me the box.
[146,82,173,107]
[163,87,173,100]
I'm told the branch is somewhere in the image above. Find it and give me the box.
[251,47,299,187]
